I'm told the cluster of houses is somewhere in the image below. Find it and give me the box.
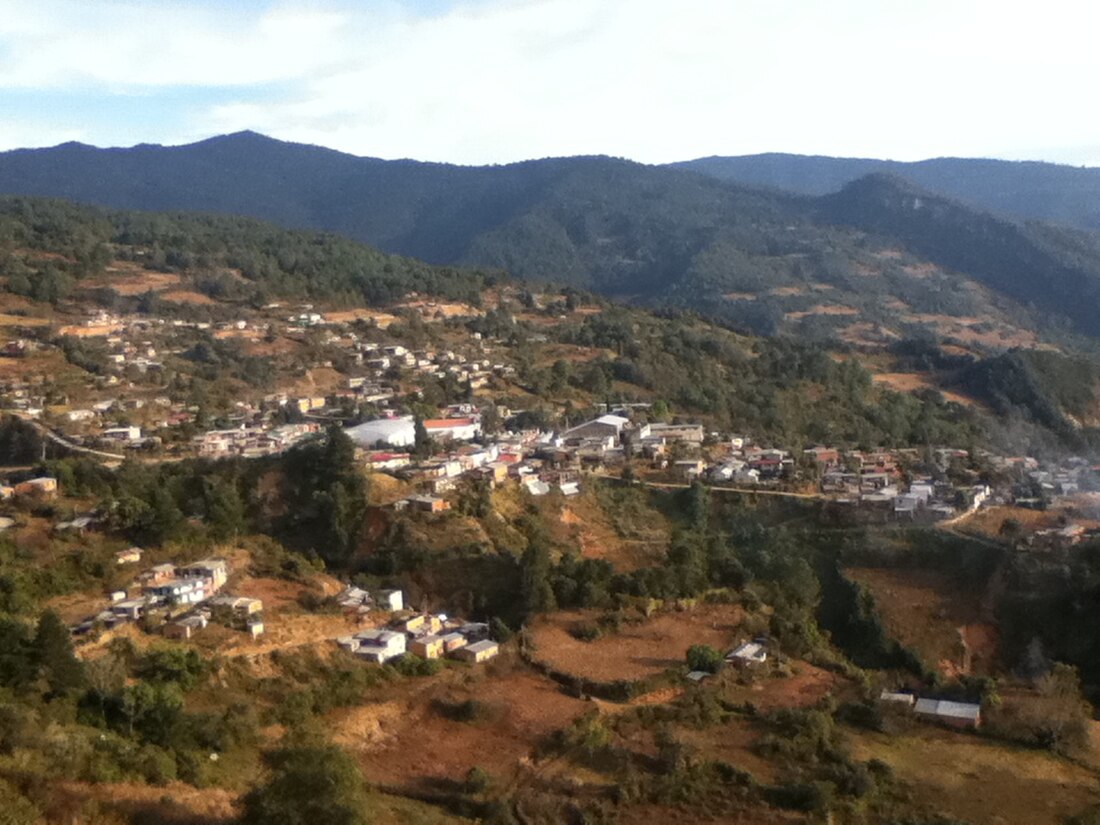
[333,587,499,665]
[70,555,264,641]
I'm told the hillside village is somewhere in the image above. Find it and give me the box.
[2,220,1100,824]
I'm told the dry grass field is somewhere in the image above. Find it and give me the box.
[845,567,996,676]
[528,605,744,683]
[336,656,589,792]
[849,727,1100,825]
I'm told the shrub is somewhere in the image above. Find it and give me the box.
[686,644,723,674]
[464,766,490,794]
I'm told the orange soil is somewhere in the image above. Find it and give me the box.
[341,660,590,792]
[528,605,744,683]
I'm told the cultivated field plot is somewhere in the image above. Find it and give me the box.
[528,605,744,683]
[716,661,839,712]
[80,264,181,295]
[845,567,995,676]
[850,727,1100,825]
[336,658,589,791]
[871,371,982,408]
[961,504,1100,541]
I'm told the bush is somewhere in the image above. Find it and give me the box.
[434,698,487,722]
[464,766,491,794]
[686,644,723,674]
[387,654,442,678]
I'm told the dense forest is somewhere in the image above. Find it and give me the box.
[0,196,497,307]
[5,134,1100,343]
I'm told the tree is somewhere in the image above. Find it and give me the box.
[0,779,41,825]
[686,644,724,674]
[521,523,557,617]
[239,740,370,825]
[413,417,434,460]
[33,609,85,696]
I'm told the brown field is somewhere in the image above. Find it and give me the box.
[535,342,615,366]
[558,492,667,572]
[960,503,1100,541]
[839,321,901,347]
[393,300,482,319]
[52,780,236,823]
[528,605,744,683]
[337,657,590,792]
[0,312,50,327]
[161,289,217,305]
[784,304,860,321]
[281,365,346,396]
[323,308,398,328]
[717,660,840,711]
[57,322,125,337]
[849,727,1100,825]
[900,262,940,278]
[871,372,982,408]
[243,335,301,357]
[678,715,783,784]
[845,567,996,675]
[768,286,806,297]
[51,779,472,825]
[82,266,181,296]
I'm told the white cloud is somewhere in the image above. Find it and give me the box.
[1,0,1098,164]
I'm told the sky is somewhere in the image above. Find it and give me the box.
[1,0,1098,166]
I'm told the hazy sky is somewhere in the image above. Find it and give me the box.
[1,0,1098,165]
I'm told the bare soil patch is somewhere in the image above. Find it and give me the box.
[718,660,839,711]
[83,267,181,296]
[785,304,860,321]
[341,658,589,791]
[845,567,995,675]
[528,605,744,683]
[871,372,981,408]
[323,308,398,328]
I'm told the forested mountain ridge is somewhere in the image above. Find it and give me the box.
[674,152,1100,230]
[4,133,1100,345]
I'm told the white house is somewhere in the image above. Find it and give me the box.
[353,629,406,663]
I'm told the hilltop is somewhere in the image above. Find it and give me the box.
[673,152,1100,230]
[4,135,1100,347]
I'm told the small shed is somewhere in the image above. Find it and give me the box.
[726,641,768,668]
[914,698,981,730]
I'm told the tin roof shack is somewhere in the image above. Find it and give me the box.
[164,614,208,640]
[453,639,499,663]
[879,690,917,708]
[406,495,451,513]
[115,547,143,565]
[209,595,263,629]
[914,699,981,730]
[726,641,768,668]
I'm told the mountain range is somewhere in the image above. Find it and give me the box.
[3,132,1100,344]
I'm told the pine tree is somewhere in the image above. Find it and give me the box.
[240,739,370,825]
[33,610,85,695]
